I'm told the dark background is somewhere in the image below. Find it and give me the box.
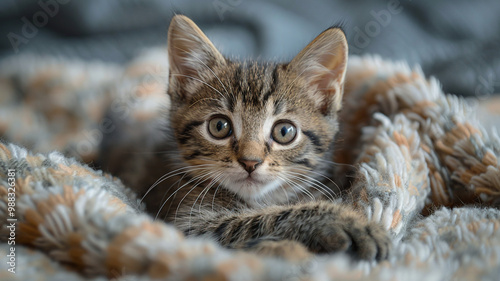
[1,0,499,98]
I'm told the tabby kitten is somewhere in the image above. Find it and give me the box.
[137,15,390,261]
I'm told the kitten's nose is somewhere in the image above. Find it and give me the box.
[238,158,262,174]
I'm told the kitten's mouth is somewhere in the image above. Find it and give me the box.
[221,171,283,202]
[231,171,273,187]
[238,175,264,184]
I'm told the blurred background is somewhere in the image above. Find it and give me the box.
[0,0,499,97]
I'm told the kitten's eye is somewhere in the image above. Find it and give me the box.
[272,122,297,145]
[208,116,232,139]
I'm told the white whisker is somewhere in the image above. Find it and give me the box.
[289,167,340,198]
[173,45,233,98]
[187,172,225,230]
[284,175,316,202]
[171,73,226,100]
[141,164,216,204]
[173,170,221,224]
[275,175,295,205]
[210,175,230,212]
[283,170,336,202]
[154,169,214,220]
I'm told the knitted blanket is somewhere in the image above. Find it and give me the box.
[0,49,500,281]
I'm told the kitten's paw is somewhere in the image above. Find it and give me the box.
[310,220,391,261]
[245,238,312,261]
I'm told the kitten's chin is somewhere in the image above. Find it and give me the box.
[223,175,283,203]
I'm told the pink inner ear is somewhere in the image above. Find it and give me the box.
[316,45,347,86]
[170,48,198,81]
[168,15,226,84]
[315,69,338,92]
[306,60,345,115]
[287,28,347,110]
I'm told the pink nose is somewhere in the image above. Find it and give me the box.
[238,158,262,174]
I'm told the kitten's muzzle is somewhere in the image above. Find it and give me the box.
[238,158,262,174]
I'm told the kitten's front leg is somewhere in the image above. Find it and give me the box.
[179,201,391,261]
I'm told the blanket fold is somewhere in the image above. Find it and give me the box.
[0,50,499,280]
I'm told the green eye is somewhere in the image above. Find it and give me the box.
[208,116,232,139]
[272,122,297,145]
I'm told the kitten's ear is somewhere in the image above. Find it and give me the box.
[288,28,348,115]
[167,15,225,95]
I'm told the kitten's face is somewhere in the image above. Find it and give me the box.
[167,16,348,204]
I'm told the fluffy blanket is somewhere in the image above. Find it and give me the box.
[0,49,500,281]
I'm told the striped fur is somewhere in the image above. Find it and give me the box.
[133,15,391,260]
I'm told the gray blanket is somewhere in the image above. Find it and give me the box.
[1,0,499,97]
